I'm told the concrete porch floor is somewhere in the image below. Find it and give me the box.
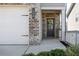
[25,39,66,54]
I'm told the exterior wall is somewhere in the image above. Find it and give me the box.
[40,3,66,9]
[66,31,79,45]
[29,4,42,44]
[42,17,47,38]
[66,3,79,45]
[0,3,66,45]
[55,14,60,38]
[67,3,79,31]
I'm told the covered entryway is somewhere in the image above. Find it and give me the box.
[42,10,61,39]
[0,4,29,44]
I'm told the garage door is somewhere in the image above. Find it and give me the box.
[0,5,29,44]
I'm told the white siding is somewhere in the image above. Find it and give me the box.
[66,31,79,45]
[67,3,79,31]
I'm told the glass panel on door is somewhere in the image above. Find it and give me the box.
[47,18,55,37]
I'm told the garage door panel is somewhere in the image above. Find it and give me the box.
[0,6,29,44]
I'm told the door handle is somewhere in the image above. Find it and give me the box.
[21,35,29,37]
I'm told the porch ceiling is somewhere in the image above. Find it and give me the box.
[42,13,59,18]
[42,10,60,18]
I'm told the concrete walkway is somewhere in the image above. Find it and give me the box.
[25,39,66,54]
[0,39,66,56]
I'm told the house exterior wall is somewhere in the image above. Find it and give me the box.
[66,3,79,45]
[67,3,79,31]
[61,9,66,41]
[29,4,42,44]
[41,3,66,41]
[66,31,76,45]
[42,12,60,38]
[66,31,79,45]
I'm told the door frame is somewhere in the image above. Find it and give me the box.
[42,17,55,38]
[46,17,55,38]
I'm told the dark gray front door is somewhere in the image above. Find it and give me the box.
[47,18,55,37]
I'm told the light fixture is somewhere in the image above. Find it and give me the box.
[32,8,36,19]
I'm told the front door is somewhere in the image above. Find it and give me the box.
[47,18,55,37]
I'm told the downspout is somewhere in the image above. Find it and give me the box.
[65,4,67,42]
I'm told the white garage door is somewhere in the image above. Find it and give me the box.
[0,5,29,44]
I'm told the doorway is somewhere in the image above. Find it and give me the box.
[42,10,61,39]
[47,18,55,37]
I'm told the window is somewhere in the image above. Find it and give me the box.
[76,13,79,22]
[76,17,78,22]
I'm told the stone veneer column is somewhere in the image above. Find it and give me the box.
[29,3,42,44]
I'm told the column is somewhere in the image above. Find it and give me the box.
[61,9,66,41]
[36,3,42,43]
